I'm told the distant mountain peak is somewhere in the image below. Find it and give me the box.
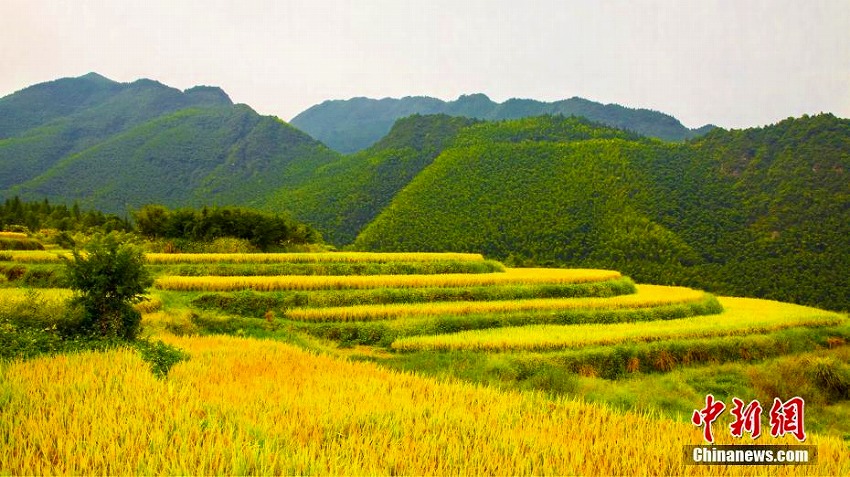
[291,94,716,153]
[79,72,115,83]
[184,86,233,106]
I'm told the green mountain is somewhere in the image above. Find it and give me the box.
[2,74,847,311]
[0,73,339,213]
[290,93,715,153]
[265,114,479,244]
[352,114,850,311]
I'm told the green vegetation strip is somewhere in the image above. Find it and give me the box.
[190,278,636,316]
[148,260,504,277]
[286,284,696,322]
[391,297,846,352]
[0,263,66,288]
[530,321,850,379]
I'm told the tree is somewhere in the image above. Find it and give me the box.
[64,233,153,340]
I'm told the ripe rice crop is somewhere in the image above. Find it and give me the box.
[0,232,28,239]
[0,288,72,305]
[287,284,702,322]
[532,320,850,378]
[392,297,846,352]
[145,251,486,264]
[190,278,637,317]
[154,268,622,292]
[1,335,845,475]
[0,250,67,263]
[148,259,505,277]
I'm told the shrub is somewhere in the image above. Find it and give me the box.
[63,233,153,340]
[133,339,189,378]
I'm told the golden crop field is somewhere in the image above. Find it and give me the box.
[1,334,845,475]
[286,284,706,322]
[0,250,68,263]
[0,232,28,239]
[154,268,622,291]
[392,297,847,352]
[145,251,487,264]
[0,288,72,305]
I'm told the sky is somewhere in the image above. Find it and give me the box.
[1,0,848,129]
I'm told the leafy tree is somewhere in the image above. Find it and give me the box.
[64,233,152,340]
[132,204,322,251]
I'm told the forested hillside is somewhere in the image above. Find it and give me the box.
[0,74,339,213]
[1,74,847,311]
[267,114,478,244]
[353,114,850,311]
[290,93,715,153]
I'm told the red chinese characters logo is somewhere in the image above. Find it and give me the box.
[691,394,726,443]
[729,397,762,439]
[692,395,806,443]
[769,396,806,442]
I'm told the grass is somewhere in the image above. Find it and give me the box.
[154,268,622,292]
[2,334,846,475]
[285,284,704,322]
[391,297,846,352]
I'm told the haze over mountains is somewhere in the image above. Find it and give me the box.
[291,94,716,153]
[1,73,849,311]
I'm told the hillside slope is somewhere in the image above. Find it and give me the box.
[268,114,478,244]
[290,93,715,153]
[0,74,339,213]
[354,114,850,311]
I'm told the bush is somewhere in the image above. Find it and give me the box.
[63,233,153,340]
[133,339,189,378]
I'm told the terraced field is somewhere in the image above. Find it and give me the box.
[392,297,845,352]
[3,250,849,474]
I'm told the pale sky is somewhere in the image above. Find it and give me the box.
[1,0,848,129]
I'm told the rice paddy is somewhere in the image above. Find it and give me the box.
[145,251,487,264]
[1,336,846,475]
[3,250,848,474]
[390,297,847,352]
[154,267,623,291]
[286,284,708,322]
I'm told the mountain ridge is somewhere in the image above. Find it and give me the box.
[290,93,716,153]
[0,73,339,214]
[1,73,848,312]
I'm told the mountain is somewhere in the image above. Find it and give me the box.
[2,74,847,311]
[290,93,716,153]
[264,114,479,244]
[351,114,850,311]
[0,73,339,213]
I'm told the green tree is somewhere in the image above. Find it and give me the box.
[64,233,153,340]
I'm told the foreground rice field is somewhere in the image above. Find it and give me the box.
[4,251,849,474]
[155,268,622,291]
[391,297,846,352]
[1,335,845,475]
